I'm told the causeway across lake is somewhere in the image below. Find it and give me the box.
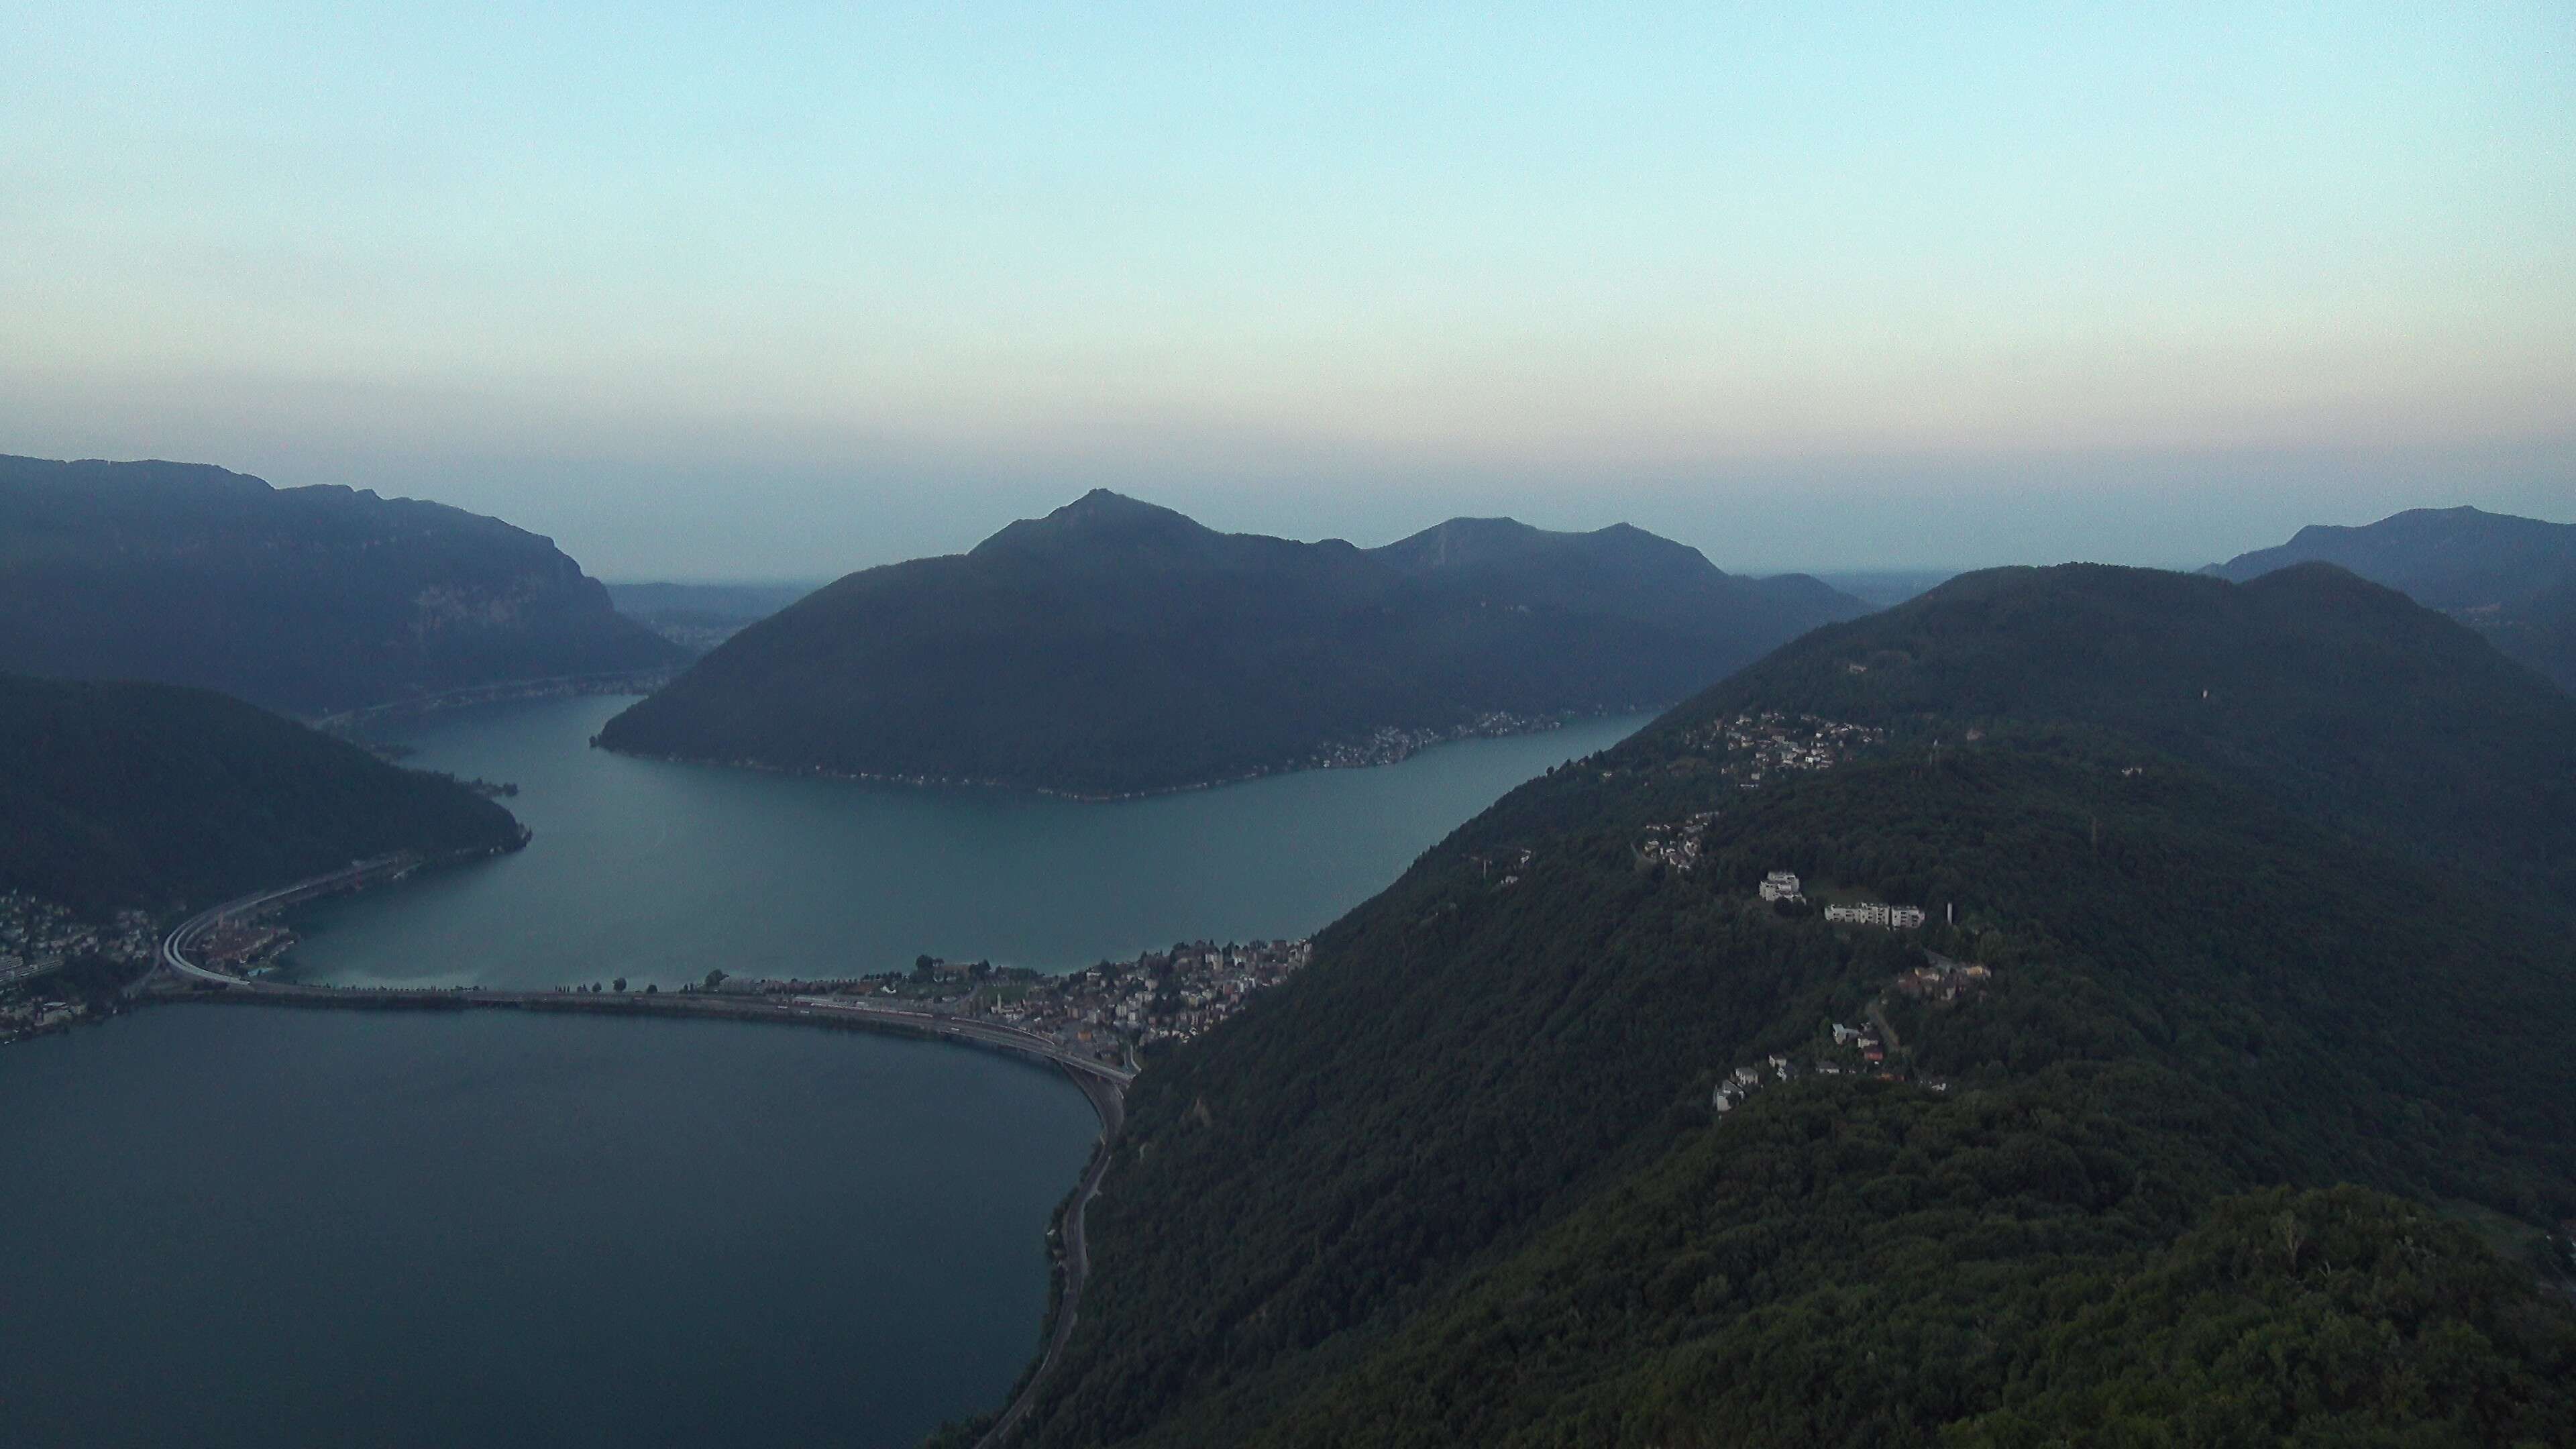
[2,696,1644,1448]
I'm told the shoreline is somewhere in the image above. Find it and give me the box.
[309,668,676,737]
[142,976,1129,1446]
[594,704,1658,803]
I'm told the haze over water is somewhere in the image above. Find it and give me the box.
[286,695,1650,989]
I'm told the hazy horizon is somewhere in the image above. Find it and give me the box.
[6,5,2569,577]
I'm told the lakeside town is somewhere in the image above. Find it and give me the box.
[1293,710,1610,774]
[0,891,158,1044]
[688,937,1316,1068]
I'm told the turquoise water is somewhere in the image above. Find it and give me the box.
[3,698,1644,1448]
[285,696,1648,988]
[0,1006,1099,1449]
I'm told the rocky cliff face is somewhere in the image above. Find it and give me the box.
[0,454,679,716]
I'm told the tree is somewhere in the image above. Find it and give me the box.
[704,967,729,991]
[612,977,626,993]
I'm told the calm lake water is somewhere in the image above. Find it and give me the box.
[0,1006,1099,1449]
[285,696,1650,988]
[7,700,1644,1448]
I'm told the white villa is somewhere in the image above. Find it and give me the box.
[1824,902,1928,929]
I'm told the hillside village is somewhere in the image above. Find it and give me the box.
[1711,949,1998,1114]
[1682,710,1886,786]
[1634,713,1890,870]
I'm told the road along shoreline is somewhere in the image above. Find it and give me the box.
[152,864,1134,1436]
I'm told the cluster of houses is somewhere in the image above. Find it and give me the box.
[704,938,1316,1067]
[1824,902,1927,929]
[0,893,158,1044]
[1470,846,1538,888]
[1711,1008,1963,1114]
[0,894,155,985]
[1637,812,1719,872]
[1892,951,1992,1004]
[1682,711,1887,790]
[1301,712,1562,773]
[189,917,299,977]
[989,938,1313,1053]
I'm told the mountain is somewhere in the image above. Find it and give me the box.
[984,564,2576,1448]
[597,492,1870,796]
[0,674,525,918]
[2210,505,2576,692]
[606,580,819,655]
[0,455,682,717]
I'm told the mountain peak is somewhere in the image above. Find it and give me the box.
[1373,516,1721,579]
[969,490,1220,561]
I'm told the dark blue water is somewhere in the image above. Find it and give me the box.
[0,1007,1099,1449]
[285,696,1648,988]
[4,699,1645,1447]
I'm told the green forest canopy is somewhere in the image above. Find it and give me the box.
[1002,564,2576,1448]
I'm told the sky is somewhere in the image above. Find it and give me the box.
[4,3,2571,579]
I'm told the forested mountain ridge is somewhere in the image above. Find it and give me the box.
[2210,504,2576,692]
[1627,561,2576,907]
[596,492,1867,796]
[0,454,680,716]
[0,674,525,918]
[998,564,2576,1448]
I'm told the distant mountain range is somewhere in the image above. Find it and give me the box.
[596,491,1870,796]
[2210,504,2576,692]
[0,455,680,717]
[0,673,524,919]
[1012,561,2576,1447]
[605,580,818,655]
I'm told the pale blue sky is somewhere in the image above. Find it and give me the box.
[4,3,2570,576]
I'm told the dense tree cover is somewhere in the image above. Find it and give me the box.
[0,453,678,716]
[1625,563,2576,907]
[2210,504,2576,692]
[598,492,1864,795]
[0,674,525,916]
[1006,565,2576,1447]
[1950,1186,2576,1447]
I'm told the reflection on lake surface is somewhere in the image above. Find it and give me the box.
[286,696,1648,989]
[0,1007,1099,1449]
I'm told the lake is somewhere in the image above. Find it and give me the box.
[0,1007,1099,1449]
[284,696,1650,988]
[5,700,1644,1448]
